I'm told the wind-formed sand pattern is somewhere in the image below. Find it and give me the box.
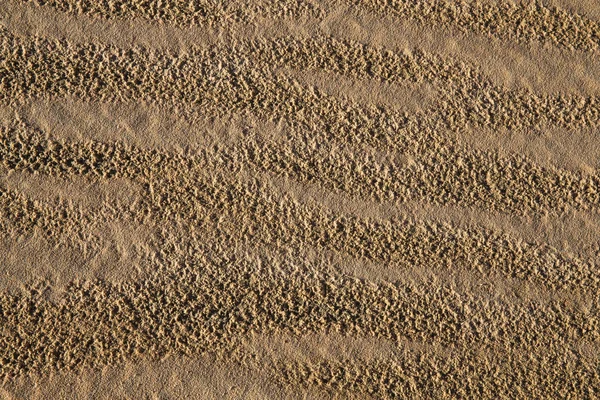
[1,0,600,398]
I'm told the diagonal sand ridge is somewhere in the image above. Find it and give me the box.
[1,3,600,398]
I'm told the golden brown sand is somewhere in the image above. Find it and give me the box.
[1,0,600,398]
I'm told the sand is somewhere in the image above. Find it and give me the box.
[0,0,599,398]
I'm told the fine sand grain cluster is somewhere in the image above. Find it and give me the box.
[1,0,600,398]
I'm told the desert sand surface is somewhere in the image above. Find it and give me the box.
[1,0,600,398]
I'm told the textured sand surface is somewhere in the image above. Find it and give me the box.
[1,0,600,398]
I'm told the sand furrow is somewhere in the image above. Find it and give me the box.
[242,133,600,216]
[4,157,597,306]
[2,29,599,136]
[17,0,600,52]
[251,35,600,133]
[0,238,598,383]
[2,121,598,292]
[346,0,600,52]
[8,0,600,99]
[268,350,599,398]
[4,333,599,398]
[7,110,600,223]
[3,31,600,219]
[20,0,323,26]
[153,177,600,292]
